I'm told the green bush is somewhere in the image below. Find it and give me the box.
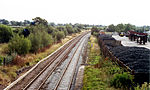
[63,29,68,36]
[66,24,74,34]
[29,31,53,52]
[41,31,53,47]
[93,32,99,36]
[51,30,57,43]
[57,26,68,36]
[74,28,78,33]
[56,31,65,41]
[8,35,31,55]
[4,55,14,65]
[29,32,42,52]
[0,54,17,65]
[47,26,55,34]
[110,72,134,89]
[108,66,122,75]
[0,24,13,43]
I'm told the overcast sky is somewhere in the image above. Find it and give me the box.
[0,0,150,26]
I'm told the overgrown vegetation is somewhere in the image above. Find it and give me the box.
[8,35,31,55]
[28,31,53,53]
[0,17,84,59]
[83,36,135,90]
[110,72,133,89]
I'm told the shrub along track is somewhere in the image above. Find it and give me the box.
[4,32,90,90]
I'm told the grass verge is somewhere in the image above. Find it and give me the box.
[82,36,124,90]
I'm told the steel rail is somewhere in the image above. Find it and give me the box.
[67,35,88,90]
[22,32,88,90]
[53,34,87,90]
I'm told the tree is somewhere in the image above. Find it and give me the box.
[41,31,53,47]
[0,19,9,25]
[23,20,31,26]
[116,24,125,32]
[10,21,24,26]
[49,22,55,26]
[32,17,48,26]
[107,24,115,32]
[57,26,68,36]
[47,26,55,34]
[29,31,53,52]
[0,24,13,43]
[74,23,84,29]
[91,26,99,35]
[56,31,65,41]
[66,24,74,34]
[28,31,42,52]
[124,24,136,32]
[28,24,49,33]
[10,21,17,26]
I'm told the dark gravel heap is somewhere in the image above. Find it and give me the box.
[98,34,119,49]
[110,46,150,73]
[98,34,150,73]
[98,34,115,41]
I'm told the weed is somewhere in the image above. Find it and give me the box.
[110,72,134,89]
[83,66,105,90]
[108,66,122,75]
[83,36,124,90]
[134,82,150,90]
[13,55,26,66]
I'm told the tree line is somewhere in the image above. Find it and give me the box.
[90,23,150,38]
[0,17,88,65]
[0,19,31,26]
[107,24,150,33]
[0,18,99,28]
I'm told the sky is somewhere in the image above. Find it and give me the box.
[0,0,150,26]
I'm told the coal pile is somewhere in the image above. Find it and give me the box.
[98,34,115,41]
[98,34,150,84]
[98,34,120,49]
[99,34,150,73]
[110,46,150,73]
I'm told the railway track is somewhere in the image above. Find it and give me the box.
[5,32,90,90]
[52,33,88,90]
